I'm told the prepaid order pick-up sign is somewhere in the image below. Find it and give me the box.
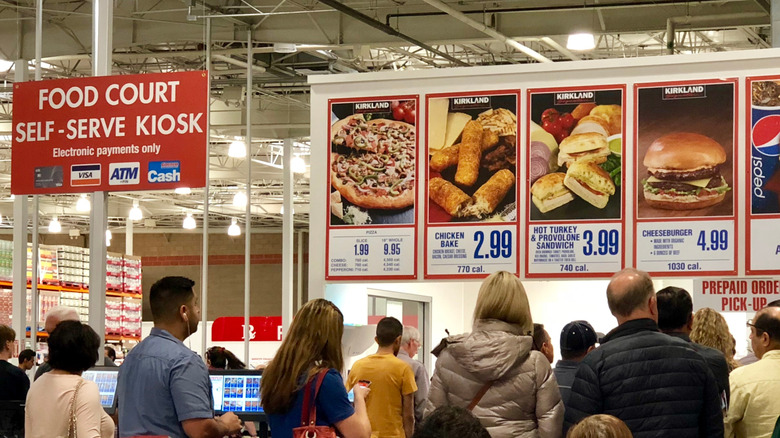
[12,71,208,194]
[693,278,780,312]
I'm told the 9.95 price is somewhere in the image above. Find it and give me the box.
[384,243,401,255]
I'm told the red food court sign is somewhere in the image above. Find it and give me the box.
[212,316,283,342]
[11,71,208,194]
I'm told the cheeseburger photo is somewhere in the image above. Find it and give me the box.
[642,132,730,210]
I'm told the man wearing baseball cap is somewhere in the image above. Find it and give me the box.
[554,320,598,407]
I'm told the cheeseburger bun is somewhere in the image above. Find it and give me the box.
[531,173,575,213]
[643,132,726,172]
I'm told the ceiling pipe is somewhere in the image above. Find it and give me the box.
[213,54,266,73]
[315,0,469,67]
[419,0,552,63]
[666,12,767,54]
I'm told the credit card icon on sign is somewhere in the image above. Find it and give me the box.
[71,164,101,187]
[34,166,63,188]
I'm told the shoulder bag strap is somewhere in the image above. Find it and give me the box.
[300,369,329,426]
[67,379,86,438]
[466,381,494,412]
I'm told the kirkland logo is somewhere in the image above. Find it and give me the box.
[148,161,181,183]
[108,162,140,185]
[70,164,101,187]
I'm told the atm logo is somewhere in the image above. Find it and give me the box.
[148,161,181,183]
[108,162,140,185]
[70,164,101,187]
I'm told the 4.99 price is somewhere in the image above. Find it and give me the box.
[697,230,728,251]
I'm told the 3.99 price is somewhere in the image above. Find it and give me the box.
[697,230,728,251]
[583,229,619,256]
[474,230,513,259]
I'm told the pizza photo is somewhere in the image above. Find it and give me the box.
[329,99,417,226]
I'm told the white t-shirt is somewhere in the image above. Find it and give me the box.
[25,373,115,438]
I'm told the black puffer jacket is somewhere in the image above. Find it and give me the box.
[564,319,724,438]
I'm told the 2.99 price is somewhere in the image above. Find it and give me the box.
[697,230,728,251]
[583,229,619,256]
[474,230,513,259]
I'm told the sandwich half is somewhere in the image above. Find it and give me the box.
[531,173,575,213]
[564,161,616,209]
[558,132,611,167]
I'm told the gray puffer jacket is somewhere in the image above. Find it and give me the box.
[424,319,564,438]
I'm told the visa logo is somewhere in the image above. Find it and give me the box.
[108,162,140,185]
[70,164,101,187]
[148,161,181,183]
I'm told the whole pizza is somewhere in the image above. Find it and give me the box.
[331,114,416,210]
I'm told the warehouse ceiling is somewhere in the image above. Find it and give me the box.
[0,0,773,231]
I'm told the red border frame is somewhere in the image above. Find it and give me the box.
[325,95,419,281]
[745,75,780,275]
[633,79,739,276]
[423,90,521,280]
[525,84,627,279]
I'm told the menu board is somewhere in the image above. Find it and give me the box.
[326,96,418,280]
[634,80,738,275]
[746,76,780,275]
[526,86,625,277]
[424,91,519,278]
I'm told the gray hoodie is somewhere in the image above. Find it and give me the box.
[424,319,564,438]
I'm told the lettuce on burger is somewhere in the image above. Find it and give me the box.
[642,132,731,210]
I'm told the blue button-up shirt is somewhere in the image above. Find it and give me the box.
[117,328,214,438]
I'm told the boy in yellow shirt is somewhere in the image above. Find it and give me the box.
[347,317,417,438]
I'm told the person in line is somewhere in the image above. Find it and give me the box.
[117,276,242,438]
[206,346,246,369]
[656,287,730,407]
[564,268,723,437]
[566,415,633,438]
[34,305,80,380]
[347,317,417,438]
[25,321,114,438]
[730,300,780,367]
[397,326,429,429]
[724,306,780,438]
[532,323,555,364]
[17,349,36,373]
[425,271,563,438]
[553,320,597,408]
[263,299,371,438]
[0,325,29,402]
[412,406,490,438]
[104,346,118,367]
[691,307,742,372]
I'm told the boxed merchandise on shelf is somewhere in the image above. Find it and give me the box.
[122,256,142,294]
[106,252,124,291]
[0,240,12,281]
[0,288,11,326]
[106,296,123,335]
[122,297,142,337]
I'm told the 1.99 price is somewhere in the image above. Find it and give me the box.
[583,229,619,256]
[353,244,369,256]
[697,230,728,251]
[474,230,513,259]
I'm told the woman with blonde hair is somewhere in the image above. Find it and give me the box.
[262,299,371,438]
[424,271,563,438]
[567,415,633,438]
[691,307,740,372]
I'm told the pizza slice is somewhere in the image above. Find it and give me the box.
[331,148,415,210]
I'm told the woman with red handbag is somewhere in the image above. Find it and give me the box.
[262,299,372,438]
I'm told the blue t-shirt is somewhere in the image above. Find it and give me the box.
[267,369,355,438]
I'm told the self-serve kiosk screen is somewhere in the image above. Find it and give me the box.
[209,369,264,421]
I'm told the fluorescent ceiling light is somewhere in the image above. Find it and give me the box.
[105,229,112,246]
[228,140,246,158]
[0,59,13,71]
[183,213,196,230]
[273,43,297,53]
[291,156,307,174]
[48,216,61,233]
[227,218,241,236]
[76,194,91,212]
[567,33,596,51]
[129,201,143,221]
[174,187,191,195]
[233,191,248,208]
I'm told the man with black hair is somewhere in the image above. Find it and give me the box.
[0,325,29,402]
[104,346,118,367]
[554,320,597,407]
[17,349,35,372]
[725,306,780,437]
[413,406,490,438]
[656,286,730,407]
[347,317,417,438]
[532,323,554,364]
[117,276,242,438]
